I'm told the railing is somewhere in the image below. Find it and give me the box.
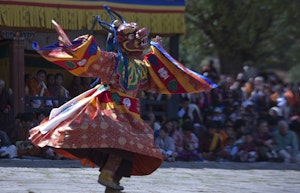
[24,95,180,119]
[140,94,180,120]
[140,98,168,117]
[24,96,70,115]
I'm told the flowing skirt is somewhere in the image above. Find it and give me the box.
[29,84,163,176]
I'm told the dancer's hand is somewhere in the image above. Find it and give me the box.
[152,35,162,45]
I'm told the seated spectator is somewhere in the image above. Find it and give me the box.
[15,113,41,158]
[169,119,184,154]
[176,121,201,161]
[0,130,17,158]
[199,120,227,161]
[228,104,245,126]
[266,106,283,132]
[143,111,161,138]
[223,136,239,161]
[178,97,203,124]
[233,119,247,140]
[211,107,226,125]
[15,113,59,159]
[164,119,173,134]
[237,132,258,162]
[4,114,24,144]
[290,115,300,147]
[273,120,299,163]
[253,120,277,161]
[242,101,259,132]
[155,125,177,162]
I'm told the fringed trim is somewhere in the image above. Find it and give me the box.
[0,4,185,34]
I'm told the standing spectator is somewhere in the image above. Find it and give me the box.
[284,83,299,116]
[266,106,283,132]
[53,73,69,98]
[178,97,203,124]
[26,69,52,108]
[51,73,70,107]
[242,78,254,100]
[154,126,177,162]
[201,59,219,83]
[68,76,84,98]
[273,120,299,163]
[0,79,12,132]
[24,73,31,95]
[46,73,55,96]
[270,84,289,120]
[229,81,244,109]
[81,77,92,91]
[248,76,268,115]
[27,69,49,97]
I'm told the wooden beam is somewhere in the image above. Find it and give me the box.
[9,34,25,116]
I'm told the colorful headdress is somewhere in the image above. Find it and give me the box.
[96,5,131,89]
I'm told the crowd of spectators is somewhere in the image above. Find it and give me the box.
[1,64,300,163]
[0,69,97,159]
[150,61,299,163]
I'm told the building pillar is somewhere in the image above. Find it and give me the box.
[10,32,25,116]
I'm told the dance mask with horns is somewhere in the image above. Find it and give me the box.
[113,21,150,58]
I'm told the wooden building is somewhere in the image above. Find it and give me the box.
[0,0,185,118]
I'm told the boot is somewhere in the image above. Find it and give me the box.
[98,154,124,190]
[98,169,124,190]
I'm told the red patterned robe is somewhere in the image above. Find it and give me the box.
[29,35,216,176]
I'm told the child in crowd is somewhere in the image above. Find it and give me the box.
[237,132,258,162]
[155,126,177,162]
[223,136,239,161]
[177,121,201,161]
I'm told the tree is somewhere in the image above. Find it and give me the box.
[181,0,297,77]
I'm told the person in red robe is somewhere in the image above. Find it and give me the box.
[29,6,217,191]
